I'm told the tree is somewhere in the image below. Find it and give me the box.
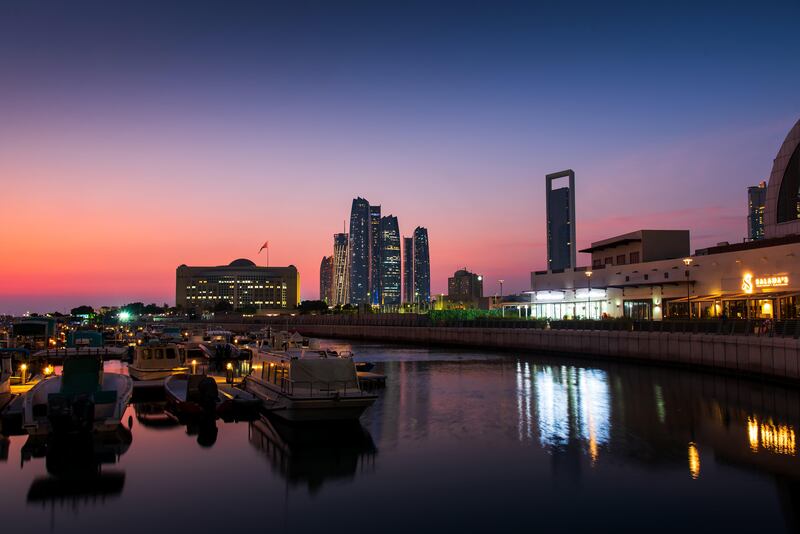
[213,301,233,313]
[298,300,329,314]
[70,305,94,316]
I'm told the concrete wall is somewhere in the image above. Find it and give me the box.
[282,324,800,383]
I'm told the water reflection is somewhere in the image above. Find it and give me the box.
[249,414,376,493]
[688,442,700,479]
[517,362,610,462]
[22,425,131,506]
[748,417,797,456]
[134,402,180,430]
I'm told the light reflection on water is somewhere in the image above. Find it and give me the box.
[1,341,800,533]
[521,363,610,461]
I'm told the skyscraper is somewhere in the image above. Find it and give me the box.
[748,181,767,241]
[413,226,431,305]
[319,256,333,304]
[403,236,414,303]
[369,204,382,305]
[348,197,371,304]
[546,169,576,271]
[380,215,401,307]
[332,233,350,307]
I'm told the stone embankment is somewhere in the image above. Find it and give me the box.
[273,323,800,382]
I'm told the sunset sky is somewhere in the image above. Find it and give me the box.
[1,0,799,314]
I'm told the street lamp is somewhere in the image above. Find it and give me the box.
[585,270,593,320]
[683,258,693,319]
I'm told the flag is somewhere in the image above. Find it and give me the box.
[258,241,269,253]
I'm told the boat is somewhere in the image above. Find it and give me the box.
[243,347,378,422]
[22,354,133,435]
[128,342,188,381]
[164,374,260,417]
[0,351,12,412]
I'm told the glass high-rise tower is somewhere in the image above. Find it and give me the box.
[403,236,414,303]
[413,226,431,305]
[369,204,382,305]
[748,182,767,241]
[319,256,333,304]
[332,233,350,307]
[380,215,401,307]
[546,170,576,271]
[348,197,371,304]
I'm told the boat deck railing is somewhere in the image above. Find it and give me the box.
[279,378,363,398]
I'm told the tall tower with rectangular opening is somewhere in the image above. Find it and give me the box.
[546,169,576,271]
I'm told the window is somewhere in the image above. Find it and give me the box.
[629,252,640,264]
[604,257,613,265]
[593,259,602,268]
[617,255,626,265]
[664,272,669,279]
[644,274,649,281]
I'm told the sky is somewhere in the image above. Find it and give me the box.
[1,0,799,314]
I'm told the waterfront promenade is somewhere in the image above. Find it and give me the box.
[197,315,800,383]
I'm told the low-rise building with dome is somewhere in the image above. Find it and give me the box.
[176,259,299,313]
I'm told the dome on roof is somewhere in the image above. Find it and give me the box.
[229,258,256,267]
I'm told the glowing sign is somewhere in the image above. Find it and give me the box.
[742,273,753,294]
[742,273,789,294]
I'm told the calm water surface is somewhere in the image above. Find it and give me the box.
[2,341,799,533]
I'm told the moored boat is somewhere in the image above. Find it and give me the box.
[244,347,377,422]
[165,374,261,418]
[22,354,132,435]
[128,342,188,381]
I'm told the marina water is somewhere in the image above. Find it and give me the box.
[1,340,798,533]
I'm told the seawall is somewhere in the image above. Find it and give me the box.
[276,324,800,382]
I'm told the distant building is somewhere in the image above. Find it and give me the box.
[748,181,767,241]
[546,170,576,271]
[176,259,299,312]
[448,268,483,307]
[348,197,371,304]
[369,204,382,305]
[319,256,333,304]
[403,236,414,303]
[380,215,401,307]
[332,233,350,307]
[413,226,431,304]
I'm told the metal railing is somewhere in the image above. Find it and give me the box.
[279,378,360,398]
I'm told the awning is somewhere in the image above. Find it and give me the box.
[720,291,800,300]
[666,294,721,303]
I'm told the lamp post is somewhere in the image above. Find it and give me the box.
[585,270,593,320]
[683,258,693,319]
[498,279,505,316]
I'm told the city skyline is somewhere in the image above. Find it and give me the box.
[2,1,800,314]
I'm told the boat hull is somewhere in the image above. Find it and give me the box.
[128,366,188,382]
[22,375,133,436]
[244,376,376,422]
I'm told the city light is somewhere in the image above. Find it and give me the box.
[118,311,131,322]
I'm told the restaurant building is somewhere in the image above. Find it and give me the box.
[528,118,800,321]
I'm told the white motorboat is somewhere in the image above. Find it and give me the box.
[23,355,133,435]
[128,342,188,381]
[244,346,377,422]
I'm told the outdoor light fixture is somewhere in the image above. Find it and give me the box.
[683,258,693,319]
